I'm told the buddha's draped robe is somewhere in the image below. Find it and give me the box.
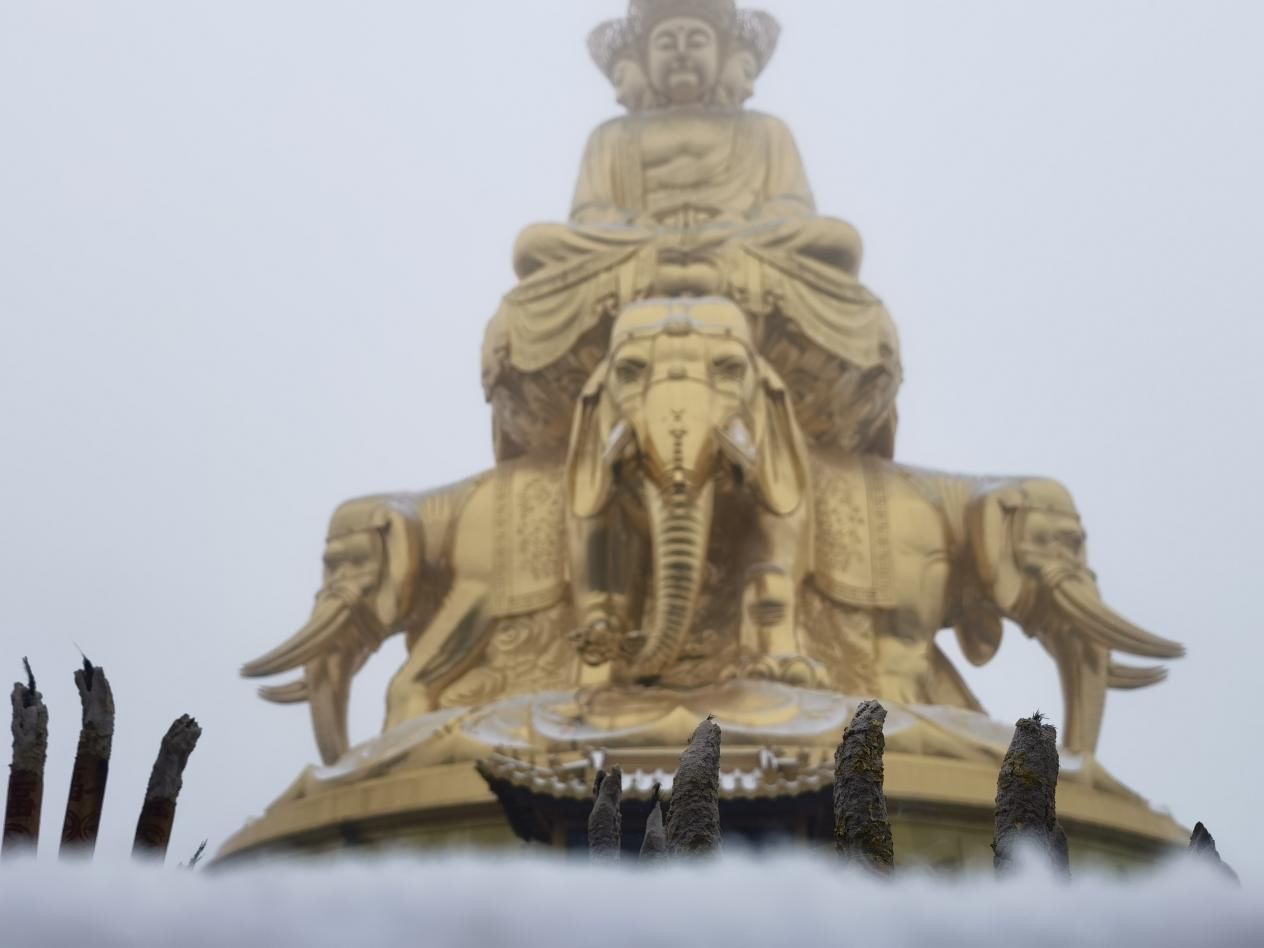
[483,107,902,460]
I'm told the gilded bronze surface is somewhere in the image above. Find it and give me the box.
[233,0,1186,860]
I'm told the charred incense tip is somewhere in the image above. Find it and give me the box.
[133,715,204,860]
[145,715,203,802]
[21,658,36,703]
[71,660,115,753]
[834,699,894,874]
[587,765,623,860]
[9,678,49,759]
[640,782,668,863]
[1190,822,1240,884]
[1190,821,1216,854]
[184,839,208,869]
[666,717,722,857]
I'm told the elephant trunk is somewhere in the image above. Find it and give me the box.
[629,479,715,683]
[307,654,355,766]
[639,382,717,495]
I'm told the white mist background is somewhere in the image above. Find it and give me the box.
[1,0,1261,875]
[4,855,1262,947]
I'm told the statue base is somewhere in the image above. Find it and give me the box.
[216,683,1186,869]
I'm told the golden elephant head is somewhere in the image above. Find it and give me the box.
[964,478,1186,755]
[241,498,422,764]
[568,298,809,682]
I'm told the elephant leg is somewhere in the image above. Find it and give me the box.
[924,644,985,711]
[742,566,791,645]
[742,573,829,689]
[873,631,935,704]
[567,504,645,667]
[738,505,826,686]
[305,648,369,766]
[384,580,488,731]
[867,536,956,703]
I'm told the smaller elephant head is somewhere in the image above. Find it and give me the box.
[568,298,810,682]
[965,479,1185,755]
[241,498,422,764]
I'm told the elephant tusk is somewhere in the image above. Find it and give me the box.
[1107,661,1169,690]
[257,679,310,704]
[240,597,352,679]
[1051,575,1186,660]
[309,664,351,766]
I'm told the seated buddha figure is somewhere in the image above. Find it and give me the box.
[483,0,902,461]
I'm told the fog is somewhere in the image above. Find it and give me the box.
[2,853,1259,946]
[1,0,1261,877]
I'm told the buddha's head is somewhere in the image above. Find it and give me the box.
[645,14,723,106]
[589,1,779,112]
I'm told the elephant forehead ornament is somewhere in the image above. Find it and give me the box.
[608,297,753,346]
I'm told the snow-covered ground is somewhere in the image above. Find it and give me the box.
[1,850,1254,947]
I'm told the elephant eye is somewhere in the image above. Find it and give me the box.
[1058,530,1085,556]
[615,357,647,386]
[712,355,747,383]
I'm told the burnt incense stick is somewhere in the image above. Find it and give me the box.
[587,765,623,861]
[133,715,202,860]
[3,660,48,859]
[666,717,722,856]
[60,658,114,858]
[993,712,1069,876]
[833,700,894,874]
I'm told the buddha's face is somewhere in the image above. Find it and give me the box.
[646,16,721,107]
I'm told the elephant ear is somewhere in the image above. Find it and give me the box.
[751,357,810,517]
[567,360,622,519]
[954,582,1005,667]
[370,499,426,629]
[964,482,1028,619]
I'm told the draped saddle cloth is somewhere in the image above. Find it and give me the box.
[810,453,897,610]
[488,460,570,617]
[486,455,899,617]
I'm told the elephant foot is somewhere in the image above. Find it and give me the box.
[742,653,831,690]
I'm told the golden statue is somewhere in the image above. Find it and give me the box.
[483,0,901,463]
[225,2,1188,867]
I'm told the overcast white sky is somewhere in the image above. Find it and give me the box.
[1,1,1262,875]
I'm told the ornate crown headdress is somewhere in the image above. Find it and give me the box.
[588,0,780,81]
